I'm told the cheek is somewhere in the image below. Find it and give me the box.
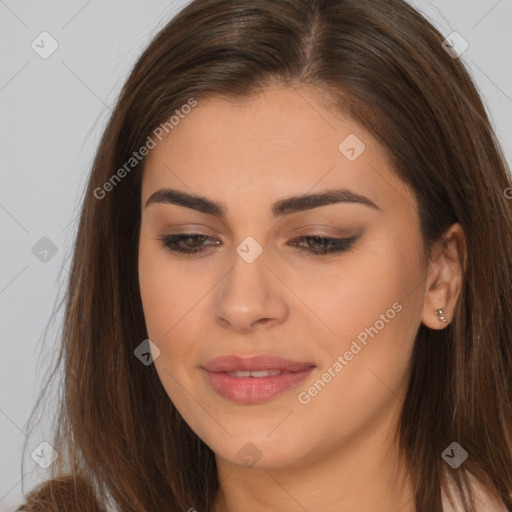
[138,267,217,438]
[138,256,190,387]
[138,260,194,401]
[138,243,193,339]
[300,235,424,396]
[298,241,421,349]
[138,250,211,381]
[139,263,174,338]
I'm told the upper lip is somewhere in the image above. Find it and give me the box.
[203,355,315,373]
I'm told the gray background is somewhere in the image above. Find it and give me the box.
[1,0,511,510]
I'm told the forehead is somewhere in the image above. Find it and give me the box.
[141,86,414,216]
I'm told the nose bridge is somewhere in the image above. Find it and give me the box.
[213,238,288,331]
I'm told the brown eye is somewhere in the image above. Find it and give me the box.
[160,233,220,254]
[289,235,358,256]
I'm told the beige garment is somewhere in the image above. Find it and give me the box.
[441,474,509,511]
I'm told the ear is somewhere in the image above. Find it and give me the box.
[421,223,466,330]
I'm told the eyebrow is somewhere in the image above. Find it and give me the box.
[144,187,381,217]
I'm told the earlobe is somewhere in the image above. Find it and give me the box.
[420,223,466,330]
[421,279,452,330]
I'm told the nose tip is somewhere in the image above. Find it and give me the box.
[213,246,289,333]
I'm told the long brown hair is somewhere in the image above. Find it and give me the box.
[17,0,512,510]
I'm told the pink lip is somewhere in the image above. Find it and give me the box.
[203,355,314,372]
[202,355,316,404]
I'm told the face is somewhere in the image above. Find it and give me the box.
[138,86,428,469]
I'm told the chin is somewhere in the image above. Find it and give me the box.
[200,425,313,470]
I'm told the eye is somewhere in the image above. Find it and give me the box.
[159,233,220,255]
[159,233,358,257]
[289,235,358,256]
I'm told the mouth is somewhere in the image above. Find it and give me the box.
[202,355,316,404]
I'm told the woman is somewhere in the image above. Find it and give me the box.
[17,0,512,510]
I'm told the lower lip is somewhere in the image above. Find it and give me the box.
[203,367,315,404]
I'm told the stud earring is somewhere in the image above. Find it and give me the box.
[434,309,447,322]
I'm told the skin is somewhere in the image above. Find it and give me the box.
[138,85,466,512]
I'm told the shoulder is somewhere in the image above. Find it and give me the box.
[441,474,508,512]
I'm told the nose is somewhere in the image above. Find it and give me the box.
[213,248,289,333]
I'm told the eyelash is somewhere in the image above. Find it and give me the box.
[159,233,358,257]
